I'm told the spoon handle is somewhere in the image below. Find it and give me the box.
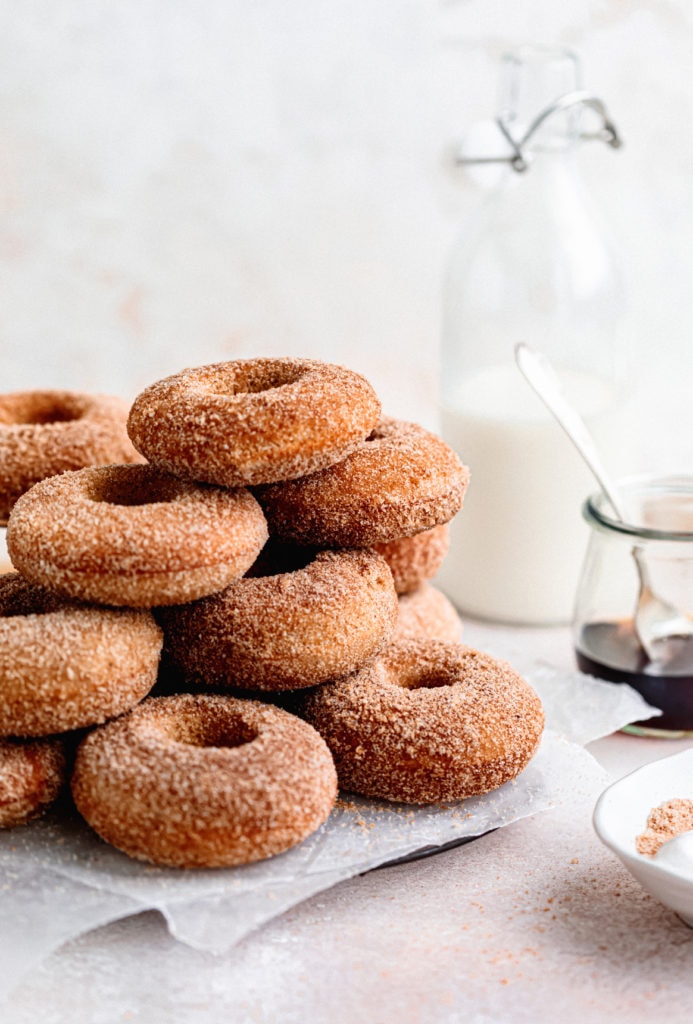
[514,342,626,522]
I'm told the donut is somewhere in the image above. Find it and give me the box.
[71,694,338,868]
[256,418,470,548]
[6,464,268,607]
[157,546,398,691]
[0,573,163,736]
[374,524,449,594]
[394,584,463,644]
[301,639,544,804]
[127,358,381,488]
[0,736,67,828]
[0,390,141,523]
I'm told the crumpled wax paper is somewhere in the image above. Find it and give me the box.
[0,668,657,994]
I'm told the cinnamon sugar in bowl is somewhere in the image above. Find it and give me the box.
[593,748,693,927]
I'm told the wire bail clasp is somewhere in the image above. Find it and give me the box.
[457,90,622,174]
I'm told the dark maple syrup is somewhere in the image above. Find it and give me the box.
[575,620,693,733]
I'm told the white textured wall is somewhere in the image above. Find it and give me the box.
[1,1,693,462]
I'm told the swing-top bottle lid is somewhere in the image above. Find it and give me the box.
[455,45,621,173]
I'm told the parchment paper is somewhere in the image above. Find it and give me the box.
[0,669,656,995]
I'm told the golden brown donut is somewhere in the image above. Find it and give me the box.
[127,358,381,488]
[0,736,67,828]
[157,546,398,691]
[0,573,162,736]
[302,639,544,804]
[7,464,268,607]
[394,584,463,644]
[374,523,449,594]
[256,418,470,547]
[71,694,338,868]
[0,390,141,524]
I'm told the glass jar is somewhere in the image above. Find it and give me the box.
[438,45,630,625]
[574,475,693,737]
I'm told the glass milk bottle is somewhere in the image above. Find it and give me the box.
[0,527,9,574]
[438,46,630,625]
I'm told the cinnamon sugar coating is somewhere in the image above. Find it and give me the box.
[636,798,693,856]
[374,523,449,594]
[157,547,398,691]
[256,418,470,547]
[6,464,268,607]
[0,390,142,524]
[127,358,381,488]
[0,573,162,736]
[394,584,463,644]
[302,640,544,804]
[71,694,338,868]
[0,736,67,828]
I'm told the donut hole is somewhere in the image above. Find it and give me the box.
[398,665,457,691]
[91,467,188,508]
[169,714,258,750]
[223,363,306,397]
[1,396,82,426]
[364,420,397,444]
[245,539,318,578]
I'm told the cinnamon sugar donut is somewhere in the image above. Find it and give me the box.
[0,573,162,736]
[257,418,470,548]
[0,736,67,828]
[72,694,338,868]
[127,358,381,488]
[6,464,268,607]
[158,546,398,691]
[302,640,544,804]
[374,524,449,594]
[394,585,463,644]
[0,390,141,523]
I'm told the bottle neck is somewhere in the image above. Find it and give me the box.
[499,45,581,154]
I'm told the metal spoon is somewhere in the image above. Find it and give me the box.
[514,342,693,663]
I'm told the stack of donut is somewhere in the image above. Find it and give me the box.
[0,357,544,868]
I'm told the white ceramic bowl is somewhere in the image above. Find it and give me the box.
[593,748,693,927]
